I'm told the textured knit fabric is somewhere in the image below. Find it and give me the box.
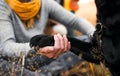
[6,0,41,28]
[0,0,95,57]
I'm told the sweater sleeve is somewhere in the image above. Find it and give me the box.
[0,1,31,57]
[46,0,95,35]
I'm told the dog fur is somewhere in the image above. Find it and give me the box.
[95,0,120,76]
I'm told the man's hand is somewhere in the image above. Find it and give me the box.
[37,34,71,59]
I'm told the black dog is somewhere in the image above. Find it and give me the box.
[94,0,120,76]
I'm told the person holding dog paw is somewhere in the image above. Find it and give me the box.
[0,0,95,75]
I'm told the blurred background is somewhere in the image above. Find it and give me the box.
[76,0,97,26]
[45,0,97,36]
[75,0,97,36]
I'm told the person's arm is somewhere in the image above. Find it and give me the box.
[46,0,95,35]
[0,1,31,57]
[0,1,70,58]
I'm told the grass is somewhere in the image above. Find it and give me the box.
[60,61,112,76]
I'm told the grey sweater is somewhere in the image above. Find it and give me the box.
[0,0,95,57]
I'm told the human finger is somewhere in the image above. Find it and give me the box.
[54,34,61,51]
[40,46,54,53]
[63,35,68,52]
[39,46,56,58]
[66,41,71,52]
[57,33,64,50]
